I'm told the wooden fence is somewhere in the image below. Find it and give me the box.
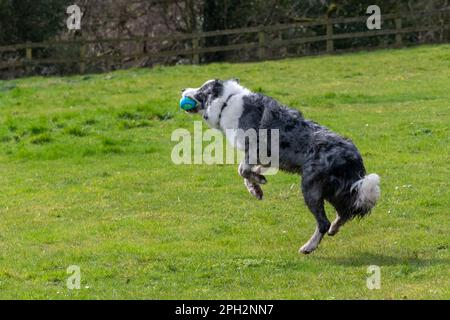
[0,8,448,75]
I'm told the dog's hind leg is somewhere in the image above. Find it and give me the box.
[327,200,352,236]
[299,182,331,254]
[328,215,348,236]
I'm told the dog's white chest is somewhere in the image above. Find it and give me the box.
[218,97,245,149]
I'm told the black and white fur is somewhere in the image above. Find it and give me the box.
[181,79,380,254]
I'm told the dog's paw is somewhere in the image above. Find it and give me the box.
[299,230,323,254]
[298,244,315,255]
[327,219,342,236]
[251,173,267,185]
[327,225,339,236]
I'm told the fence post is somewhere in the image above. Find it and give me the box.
[192,37,200,64]
[258,28,265,60]
[25,43,32,74]
[326,18,334,53]
[395,17,402,47]
[79,42,86,74]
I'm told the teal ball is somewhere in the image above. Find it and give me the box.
[180,96,198,111]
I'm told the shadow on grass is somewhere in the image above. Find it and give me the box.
[316,252,450,267]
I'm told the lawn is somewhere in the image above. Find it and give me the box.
[0,44,449,299]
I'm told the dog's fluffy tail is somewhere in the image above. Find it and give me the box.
[350,173,380,215]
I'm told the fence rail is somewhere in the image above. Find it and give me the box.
[1,8,449,73]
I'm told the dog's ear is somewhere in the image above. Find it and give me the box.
[230,78,240,84]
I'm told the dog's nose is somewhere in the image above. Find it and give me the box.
[181,88,186,93]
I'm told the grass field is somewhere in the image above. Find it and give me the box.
[0,44,449,299]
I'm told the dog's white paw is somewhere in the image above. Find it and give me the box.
[299,228,323,254]
[327,224,340,236]
[253,173,267,185]
[299,244,316,254]
[327,217,344,236]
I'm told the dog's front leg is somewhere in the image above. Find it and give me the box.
[239,162,266,200]
[244,178,264,200]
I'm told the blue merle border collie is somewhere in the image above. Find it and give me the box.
[181,79,380,254]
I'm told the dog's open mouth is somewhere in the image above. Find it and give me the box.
[185,106,199,113]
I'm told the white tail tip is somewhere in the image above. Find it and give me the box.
[351,173,381,210]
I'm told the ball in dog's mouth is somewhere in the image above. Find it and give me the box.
[180,96,199,113]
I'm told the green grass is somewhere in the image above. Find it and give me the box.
[0,45,449,299]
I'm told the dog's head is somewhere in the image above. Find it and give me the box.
[180,79,240,114]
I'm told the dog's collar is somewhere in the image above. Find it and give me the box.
[203,93,236,125]
[217,94,236,122]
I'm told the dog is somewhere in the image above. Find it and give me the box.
[181,79,380,254]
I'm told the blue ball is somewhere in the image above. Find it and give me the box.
[180,96,198,111]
